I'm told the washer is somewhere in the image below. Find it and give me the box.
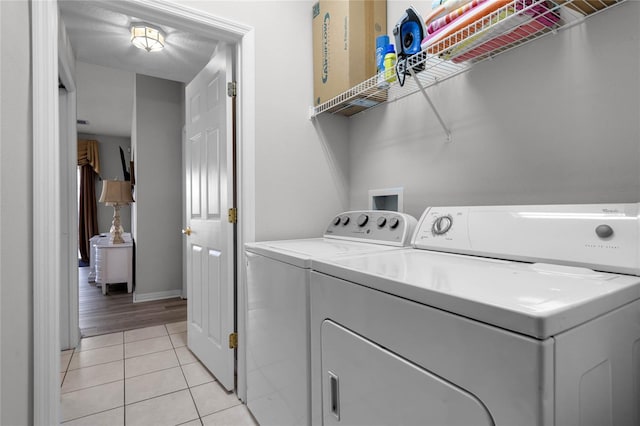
[245,210,417,426]
[310,204,640,426]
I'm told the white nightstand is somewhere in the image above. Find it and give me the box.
[95,241,133,295]
[89,233,131,283]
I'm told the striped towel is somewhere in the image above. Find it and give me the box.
[451,19,547,63]
[422,0,512,54]
[427,0,490,34]
[441,7,530,60]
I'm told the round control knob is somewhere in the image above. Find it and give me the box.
[432,216,453,235]
[376,217,387,227]
[389,217,400,229]
[341,216,350,226]
[357,214,369,227]
[333,216,341,226]
[595,224,614,239]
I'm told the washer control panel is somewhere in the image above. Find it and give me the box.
[412,204,640,275]
[324,211,417,247]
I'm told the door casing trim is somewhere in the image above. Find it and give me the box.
[33,1,255,422]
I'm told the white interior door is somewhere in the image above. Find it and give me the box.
[185,43,235,391]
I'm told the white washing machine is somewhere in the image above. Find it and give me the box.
[245,210,417,426]
[310,204,640,426]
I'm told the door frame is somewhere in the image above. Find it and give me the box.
[59,15,79,352]
[58,86,79,352]
[32,0,255,422]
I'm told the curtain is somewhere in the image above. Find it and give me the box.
[78,140,100,263]
[77,139,101,174]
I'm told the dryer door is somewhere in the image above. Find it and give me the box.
[321,320,494,426]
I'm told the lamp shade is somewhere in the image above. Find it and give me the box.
[131,23,165,52]
[99,180,134,205]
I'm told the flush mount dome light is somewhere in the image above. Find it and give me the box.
[130,23,165,52]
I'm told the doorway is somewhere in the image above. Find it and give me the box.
[33,1,256,423]
[70,61,187,337]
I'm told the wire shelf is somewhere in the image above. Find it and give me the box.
[311,0,625,118]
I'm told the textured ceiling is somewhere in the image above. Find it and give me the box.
[59,1,219,84]
[59,1,220,137]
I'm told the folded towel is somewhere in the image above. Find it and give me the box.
[427,0,489,34]
[425,0,478,26]
[447,0,559,62]
[441,7,530,60]
[517,1,560,27]
[422,0,512,54]
[423,0,560,59]
[451,19,547,63]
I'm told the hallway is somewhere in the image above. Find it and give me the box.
[79,267,187,337]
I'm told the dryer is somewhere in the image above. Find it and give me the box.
[310,204,640,425]
[245,210,417,426]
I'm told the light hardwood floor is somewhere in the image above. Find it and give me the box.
[79,267,187,337]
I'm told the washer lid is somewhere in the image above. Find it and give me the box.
[245,238,403,268]
[311,249,640,339]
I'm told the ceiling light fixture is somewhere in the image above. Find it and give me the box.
[130,23,165,52]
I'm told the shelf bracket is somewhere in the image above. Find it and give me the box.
[308,106,317,120]
[409,68,452,143]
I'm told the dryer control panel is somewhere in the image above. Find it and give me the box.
[324,211,417,247]
[412,203,640,275]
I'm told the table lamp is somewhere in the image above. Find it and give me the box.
[99,180,134,244]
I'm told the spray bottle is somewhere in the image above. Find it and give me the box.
[384,44,397,83]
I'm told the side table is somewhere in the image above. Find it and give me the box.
[95,242,133,295]
[89,233,131,283]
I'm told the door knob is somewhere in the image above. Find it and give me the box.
[182,226,192,236]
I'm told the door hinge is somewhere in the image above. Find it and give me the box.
[228,332,238,349]
[227,81,237,98]
[228,207,237,224]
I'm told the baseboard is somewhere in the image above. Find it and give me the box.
[133,289,183,303]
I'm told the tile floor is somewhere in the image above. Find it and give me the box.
[60,321,258,426]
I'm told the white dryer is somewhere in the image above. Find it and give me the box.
[245,210,417,426]
[310,204,640,426]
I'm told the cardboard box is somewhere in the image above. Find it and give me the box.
[557,0,618,16]
[312,0,387,107]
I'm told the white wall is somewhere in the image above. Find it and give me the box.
[134,75,184,298]
[175,0,350,241]
[349,1,640,220]
[58,7,76,80]
[0,1,33,423]
[75,61,135,137]
[75,61,135,236]
[78,132,132,235]
[6,3,637,424]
